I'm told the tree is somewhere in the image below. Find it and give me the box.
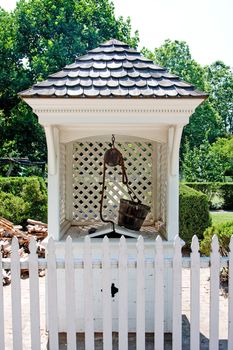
[181,137,225,182]
[14,0,139,81]
[142,40,225,152]
[211,136,233,178]
[205,61,233,134]
[0,0,138,174]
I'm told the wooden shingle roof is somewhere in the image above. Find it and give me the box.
[19,39,207,99]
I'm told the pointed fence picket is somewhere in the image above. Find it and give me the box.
[228,236,233,349]
[0,249,5,350]
[102,236,112,350]
[209,235,220,350]
[47,237,59,349]
[65,236,76,350]
[172,236,182,350]
[29,237,41,350]
[1,234,233,350]
[11,237,23,350]
[118,236,128,350]
[154,235,164,350]
[84,236,95,350]
[136,236,145,350]
[190,235,200,350]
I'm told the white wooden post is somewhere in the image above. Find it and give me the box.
[29,238,41,350]
[172,236,182,350]
[154,236,164,350]
[136,236,145,350]
[166,125,183,241]
[44,125,61,240]
[84,236,95,350]
[0,248,5,350]
[118,236,128,350]
[152,142,158,222]
[11,237,23,350]
[102,236,112,350]
[229,236,233,349]
[190,235,200,350]
[65,236,76,350]
[65,142,73,222]
[209,235,220,350]
[47,237,59,349]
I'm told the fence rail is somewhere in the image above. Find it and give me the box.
[1,234,233,350]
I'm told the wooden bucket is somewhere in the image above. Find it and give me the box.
[118,198,150,231]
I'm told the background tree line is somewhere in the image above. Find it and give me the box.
[0,0,232,181]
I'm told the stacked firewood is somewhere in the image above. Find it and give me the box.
[1,217,48,284]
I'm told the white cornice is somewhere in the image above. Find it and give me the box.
[23,97,204,115]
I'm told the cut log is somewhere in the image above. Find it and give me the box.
[27,219,48,227]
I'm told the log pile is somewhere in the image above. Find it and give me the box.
[1,217,48,284]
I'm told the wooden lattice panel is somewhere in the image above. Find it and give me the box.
[60,143,66,224]
[158,143,167,223]
[72,140,153,224]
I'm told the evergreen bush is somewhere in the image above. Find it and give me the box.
[179,184,211,244]
[200,221,233,256]
[0,177,47,226]
[185,182,233,210]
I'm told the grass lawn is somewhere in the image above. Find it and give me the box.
[210,211,233,225]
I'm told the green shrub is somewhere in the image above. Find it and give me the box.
[200,221,233,256]
[0,192,28,224]
[179,184,211,244]
[185,182,233,210]
[0,177,47,226]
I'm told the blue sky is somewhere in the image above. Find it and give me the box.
[1,0,232,67]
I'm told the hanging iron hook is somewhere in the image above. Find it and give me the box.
[111,134,115,147]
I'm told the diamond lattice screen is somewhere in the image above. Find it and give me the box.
[60,143,66,224]
[72,140,153,224]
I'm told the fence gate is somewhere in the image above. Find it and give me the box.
[1,235,233,349]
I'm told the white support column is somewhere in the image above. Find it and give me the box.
[65,142,73,221]
[166,125,183,241]
[152,142,158,222]
[44,125,61,240]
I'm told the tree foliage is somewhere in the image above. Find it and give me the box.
[0,0,138,174]
[181,137,226,182]
[142,39,232,182]
[205,61,233,133]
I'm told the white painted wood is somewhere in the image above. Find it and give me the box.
[44,125,57,175]
[171,125,184,176]
[47,127,61,240]
[47,237,59,349]
[190,235,200,350]
[29,238,41,350]
[228,236,233,349]
[154,236,164,350]
[65,142,73,221]
[25,97,203,125]
[0,248,5,350]
[119,236,128,350]
[102,236,112,350]
[11,236,23,350]
[136,236,145,350]
[152,142,158,222]
[172,236,182,350]
[61,128,168,144]
[65,236,76,350]
[166,127,180,241]
[84,236,95,350]
[209,235,220,350]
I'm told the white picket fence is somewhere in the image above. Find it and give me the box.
[1,234,233,350]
